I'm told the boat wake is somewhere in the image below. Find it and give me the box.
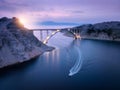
[68,40,83,76]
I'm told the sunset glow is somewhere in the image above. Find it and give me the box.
[19,17,28,26]
[18,16,35,28]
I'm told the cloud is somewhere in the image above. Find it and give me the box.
[0,0,29,13]
[0,0,120,28]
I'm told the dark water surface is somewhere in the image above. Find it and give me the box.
[0,33,120,90]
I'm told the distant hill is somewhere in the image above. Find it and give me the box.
[72,21,120,41]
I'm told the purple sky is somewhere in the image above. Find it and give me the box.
[0,0,120,28]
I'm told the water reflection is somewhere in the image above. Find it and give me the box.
[43,49,60,65]
[68,39,83,76]
[45,52,50,64]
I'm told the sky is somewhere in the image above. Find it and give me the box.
[0,0,120,29]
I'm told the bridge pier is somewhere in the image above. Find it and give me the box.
[47,30,49,36]
[40,30,43,41]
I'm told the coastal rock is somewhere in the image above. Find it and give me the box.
[0,17,54,68]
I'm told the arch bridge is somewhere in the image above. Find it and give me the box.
[29,28,81,44]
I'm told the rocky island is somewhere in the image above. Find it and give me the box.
[0,17,54,68]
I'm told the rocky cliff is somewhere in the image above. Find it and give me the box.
[73,21,120,41]
[0,17,54,68]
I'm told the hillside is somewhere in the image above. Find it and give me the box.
[0,17,54,68]
[73,21,120,41]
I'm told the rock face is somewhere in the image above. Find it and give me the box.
[0,17,54,68]
[73,21,120,41]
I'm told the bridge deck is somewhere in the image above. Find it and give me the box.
[29,29,59,31]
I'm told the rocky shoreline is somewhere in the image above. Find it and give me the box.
[81,37,120,42]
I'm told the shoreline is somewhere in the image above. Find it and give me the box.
[0,46,55,69]
[63,32,120,42]
[80,37,120,42]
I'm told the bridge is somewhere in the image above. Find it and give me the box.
[29,28,81,44]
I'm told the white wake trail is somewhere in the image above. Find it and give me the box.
[69,40,83,76]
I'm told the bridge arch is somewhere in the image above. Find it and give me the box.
[43,29,60,44]
[67,28,81,39]
[30,28,81,44]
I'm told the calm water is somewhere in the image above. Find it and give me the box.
[0,32,120,90]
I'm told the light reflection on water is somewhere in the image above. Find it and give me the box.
[42,49,60,66]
